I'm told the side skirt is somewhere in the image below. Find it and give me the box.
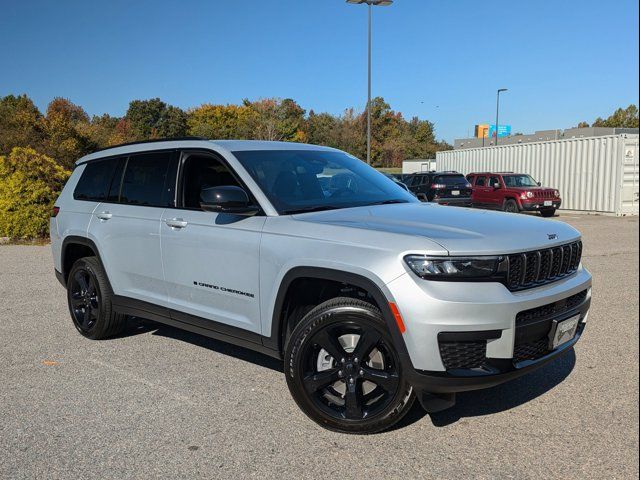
[111,295,282,360]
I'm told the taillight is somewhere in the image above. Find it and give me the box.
[431,183,446,189]
[51,206,60,218]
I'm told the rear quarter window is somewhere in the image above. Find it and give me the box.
[73,159,118,202]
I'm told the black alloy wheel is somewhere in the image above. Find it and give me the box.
[69,268,100,332]
[285,297,414,434]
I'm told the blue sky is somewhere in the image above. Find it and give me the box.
[1,0,638,142]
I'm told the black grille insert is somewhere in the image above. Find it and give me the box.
[439,341,486,370]
[506,241,582,291]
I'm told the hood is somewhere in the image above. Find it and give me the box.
[292,203,579,256]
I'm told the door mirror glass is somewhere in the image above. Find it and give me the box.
[200,186,259,215]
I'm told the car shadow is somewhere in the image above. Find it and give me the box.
[118,318,576,430]
[118,318,283,373]
[392,349,577,430]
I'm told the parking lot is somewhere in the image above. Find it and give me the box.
[0,214,638,479]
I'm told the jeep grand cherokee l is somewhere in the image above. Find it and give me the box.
[51,139,591,434]
[467,172,562,217]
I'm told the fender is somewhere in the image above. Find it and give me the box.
[264,266,413,367]
[60,236,112,291]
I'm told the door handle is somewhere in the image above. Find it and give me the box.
[165,218,188,229]
[96,211,112,221]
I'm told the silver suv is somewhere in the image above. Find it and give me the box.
[51,138,592,433]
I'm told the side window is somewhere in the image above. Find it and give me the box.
[120,151,174,207]
[180,154,242,209]
[74,159,118,201]
[475,176,486,187]
[489,176,501,187]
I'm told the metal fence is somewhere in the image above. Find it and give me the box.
[436,134,639,215]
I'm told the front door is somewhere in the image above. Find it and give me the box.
[160,151,265,334]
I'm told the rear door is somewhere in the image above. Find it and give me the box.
[88,150,177,306]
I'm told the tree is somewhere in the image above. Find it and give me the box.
[125,98,187,140]
[43,98,95,168]
[187,103,255,139]
[0,94,46,155]
[575,121,590,128]
[242,98,307,142]
[0,147,70,238]
[592,105,639,128]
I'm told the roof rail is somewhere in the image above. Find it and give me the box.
[91,137,210,154]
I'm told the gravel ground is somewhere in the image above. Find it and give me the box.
[0,214,638,479]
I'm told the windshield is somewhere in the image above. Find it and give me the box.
[502,174,539,187]
[232,149,418,214]
[434,175,468,186]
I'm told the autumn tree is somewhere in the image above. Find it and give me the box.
[0,95,46,155]
[0,147,70,238]
[592,105,639,128]
[187,103,255,139]
[43,98,95,168]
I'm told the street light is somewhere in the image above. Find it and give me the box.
[346,0,393,164]
[495,88,508,146]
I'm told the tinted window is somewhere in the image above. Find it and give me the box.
[475,176,486,186]
[120,152,174,207]
[181,154,242,209]
[74,159,117,201]
[233,149,416,214]
[433,175,468,186]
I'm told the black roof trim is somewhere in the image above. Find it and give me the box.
[91,137,210,154]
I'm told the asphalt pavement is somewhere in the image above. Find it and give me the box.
[0,214,638,479]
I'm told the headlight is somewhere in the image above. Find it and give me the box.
[554,190,560,197]
[404,255,506,280]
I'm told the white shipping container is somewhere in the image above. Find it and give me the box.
[436,135,639,216]
[402,159,436,174]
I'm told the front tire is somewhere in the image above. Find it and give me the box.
[285,297,414,434]
[503,199,520,213]
[67,256,126,339]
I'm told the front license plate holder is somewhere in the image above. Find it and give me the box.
[544,200,552,206]
[549,314,580,350]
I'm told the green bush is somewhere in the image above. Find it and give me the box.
[0,147,70,239]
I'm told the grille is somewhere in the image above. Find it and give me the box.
[513,289,588,362]
[516,289,588,326]
[439,341,486,370]
[514,338,549,362]
[506,241,582,291]
[534,190,554,199]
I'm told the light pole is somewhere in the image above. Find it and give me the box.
[346,0,393,164]
[495,88,508,146]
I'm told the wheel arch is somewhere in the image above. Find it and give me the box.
[266,267,409,360]
[61,236,111,290]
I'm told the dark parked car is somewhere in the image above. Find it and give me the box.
[405,171,473,206]
[466,172,562,217]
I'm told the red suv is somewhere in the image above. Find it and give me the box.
[466,172,562,217]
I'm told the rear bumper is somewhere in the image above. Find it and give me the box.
[433,197,473,207]
[521,199,562,211]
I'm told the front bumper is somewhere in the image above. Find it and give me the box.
[387,262,591,368]
[521,199,562,211]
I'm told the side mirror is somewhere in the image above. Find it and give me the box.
[493,183,501,189]
[537,181,542,186]
[200,186,259,216]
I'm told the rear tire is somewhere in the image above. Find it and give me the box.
[503,199,520,213]
[285,297,414,434]
[540,208,556,217]
[66,256,126,339]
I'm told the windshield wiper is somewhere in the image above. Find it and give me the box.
[367,199,411,206]
[282,205,342,215]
